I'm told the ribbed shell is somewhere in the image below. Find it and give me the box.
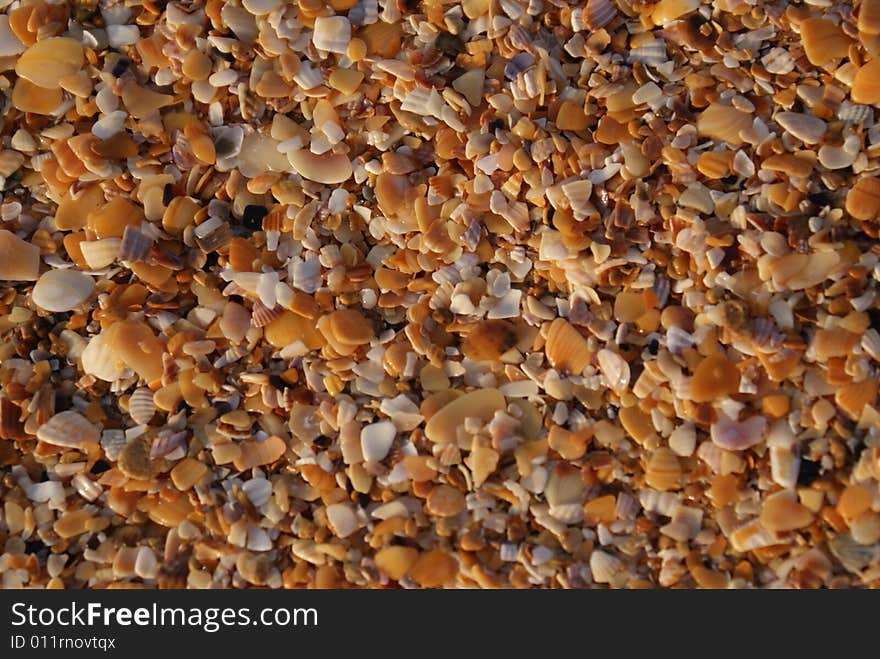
[128,387,157,425]
[36,410,99,448]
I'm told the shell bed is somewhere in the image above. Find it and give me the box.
[0,0,879,590]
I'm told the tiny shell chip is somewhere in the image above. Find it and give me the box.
[232,435,287,471]
[128,387,157,425]
[32,269,95,312]
[313,16,351,54]
[360,420,396,462]
[15,37,84,89]
[36,410,99,448]
[0,229,40,281]
[597,349,630,394]
[288,150,353,184]
[325,502,359,538]
[710,412,767,451]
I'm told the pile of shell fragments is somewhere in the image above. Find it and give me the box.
[1,0,879,589]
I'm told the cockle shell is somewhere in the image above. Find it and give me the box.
[36,410,99,448]
[128,387,157,425]
[31,269,95,312]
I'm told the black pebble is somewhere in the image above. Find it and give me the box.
[648,338,659,355]
[111,58,130,77]
[242,205,268,231]
[90,460,111,475]
[797,459,821,486]
[313,435,331,449]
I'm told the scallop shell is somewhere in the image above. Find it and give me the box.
[31,269,95,312]
[80,238,122,269]
[545,318,591,374]
[36,410,99,448]
[251,299,282,328]
[118,224,152,262]
[128,387,157,425]
[81,330,127,382]
[585,0,617,30]
[100,429,127,461]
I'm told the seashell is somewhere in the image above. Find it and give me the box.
[288,149,353,185]
[504,52,535,81]
[0,396,26,440]
[0,229,40,280]
[769,444,800,489]
[597,348,630,394]
[348,0,379,26]
[729,518,778,553]
[584,0,617,30]
[36,410,99,448]
[846,176,880,221]
[220,301,251,343]
[150,429,188,459]
[800,18,850,67]
[710,411,766,451]
[360,420,396,462]
[628,40,666,67]
[128,387,157,425]
[407,549,457,587]
[690,353,740,402]
[760,491,813,533]
[232,435,287,471]
[12,77,63,114]
[545,318,591,374]
[852,58,880,106]
[118,224,152,262]
[828,532,879,573]
[375,546,419,580]
[589,549,626,585]
[250,299,283,328]
[837,102,873,124]
[106,320,165,384]
[424,388,506,444]
[545,463,585,508]
[79,238,122,269]
[15,37,83,89]
[461,319,519,361]
[775,112,826,145]
[818,135,860,170]
[31,269,95,312]
[194,216,232,253]
[696,103,752,146]
[81,330,127,382]
[100,429,127,461]
[312,16,351,54]
[644,448,681,491]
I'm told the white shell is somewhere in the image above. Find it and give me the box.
[31,269,95,312]
[597,349,630,394]
[128,387,157,425]
[81,331,126,382]
[80,238,122,269]
[312,16,351,54]
[36,410,99,448]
